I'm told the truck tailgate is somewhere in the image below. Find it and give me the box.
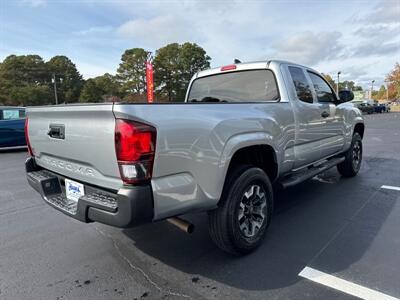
[27,104,122,191]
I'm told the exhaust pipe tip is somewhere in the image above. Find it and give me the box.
[167,217,195,234]
[186,223,195,234]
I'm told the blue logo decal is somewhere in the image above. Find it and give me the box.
[68,185,81,194]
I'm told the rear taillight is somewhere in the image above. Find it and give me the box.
[115,119,156,184]
[24,118,34,156]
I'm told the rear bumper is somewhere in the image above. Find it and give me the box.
[25,157,154,228]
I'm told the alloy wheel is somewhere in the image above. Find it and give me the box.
[238,184,267,238]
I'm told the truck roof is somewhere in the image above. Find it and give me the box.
[195,59,316,79]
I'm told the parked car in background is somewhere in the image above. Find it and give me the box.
[0,106,27,148]
[380,103,390,113]
[373,103,386,113]
[357,103,374,114]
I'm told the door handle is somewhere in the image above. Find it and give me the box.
[321,111,330,118]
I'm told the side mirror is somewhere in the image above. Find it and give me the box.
[338,90,354,102]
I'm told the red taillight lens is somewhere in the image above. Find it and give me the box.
[116,120,154,161]
[24,118,33,156]
[115,119,156,184]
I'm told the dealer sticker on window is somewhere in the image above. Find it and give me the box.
[65,179,85,202]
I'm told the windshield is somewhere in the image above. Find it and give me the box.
[188,69,279,102]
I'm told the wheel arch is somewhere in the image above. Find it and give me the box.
[354,122,365,139]
[219,143,278,205]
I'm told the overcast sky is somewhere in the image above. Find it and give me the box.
[1,0,399,89]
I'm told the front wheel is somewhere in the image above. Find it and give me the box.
[208,165,273,255]
[337,132,363,177]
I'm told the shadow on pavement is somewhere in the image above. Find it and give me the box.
[122,157,397,291]
[0,147,28,154]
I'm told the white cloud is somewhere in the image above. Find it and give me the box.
[353,41,399,57]
[73,26,113,36]
[11,0,394,88]
[353,24,400,39]
[117,16,196,49]
[111,0,397,88]
[114,1,280,65]
[21,0,46,7]
[343,67,368,79]
[360,0,400,24]
[75,60,116,79]
[270,31,344,65]
[351,20,400,59]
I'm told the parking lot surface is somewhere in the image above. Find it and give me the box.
[1,113,399,300]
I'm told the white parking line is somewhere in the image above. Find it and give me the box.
[299,266,399,300]
[381,185,400,192]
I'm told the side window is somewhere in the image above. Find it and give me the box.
[308,72,336,103]
[2,109,20,120]
[19,110,26,118]
[288,66,313,103]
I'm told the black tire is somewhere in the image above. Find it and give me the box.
[337,132,363,177]
[208,165,273,255]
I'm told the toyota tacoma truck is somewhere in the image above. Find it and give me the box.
[25,60,364,255]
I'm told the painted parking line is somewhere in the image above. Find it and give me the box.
[299,267,399,300]
[381,185,400,192]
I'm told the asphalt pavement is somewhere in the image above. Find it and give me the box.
[1,113,399,300]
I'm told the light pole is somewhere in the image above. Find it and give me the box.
[371,80,375,99]
[51,74,64,104]
[337,71,341,95]
[60,77,64,103]
[51,73,58,105]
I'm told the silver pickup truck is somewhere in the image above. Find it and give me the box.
[25,60,364,255]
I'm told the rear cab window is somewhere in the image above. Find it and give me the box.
[288,66,313,104]
[188,69,279,103]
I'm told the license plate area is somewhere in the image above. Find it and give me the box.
[65,179,85,202]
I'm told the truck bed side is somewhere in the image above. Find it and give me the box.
[113,103,295,219]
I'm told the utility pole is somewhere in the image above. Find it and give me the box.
[337,71,341,95]
[60,77,64,103]
[52,73,58,105]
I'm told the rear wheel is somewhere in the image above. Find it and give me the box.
[208,165,273,255]
[337,132,363,177]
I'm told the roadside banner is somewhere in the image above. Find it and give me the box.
[146,61,154,103]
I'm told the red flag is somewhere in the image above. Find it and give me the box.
[146,61,154,103]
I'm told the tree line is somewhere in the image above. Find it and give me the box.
[322,74,363,92]
[0,55,83,106]
[323,64,400,102]
[1,43,399,106]
[0,42,210,106]
[383,62,400,101]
